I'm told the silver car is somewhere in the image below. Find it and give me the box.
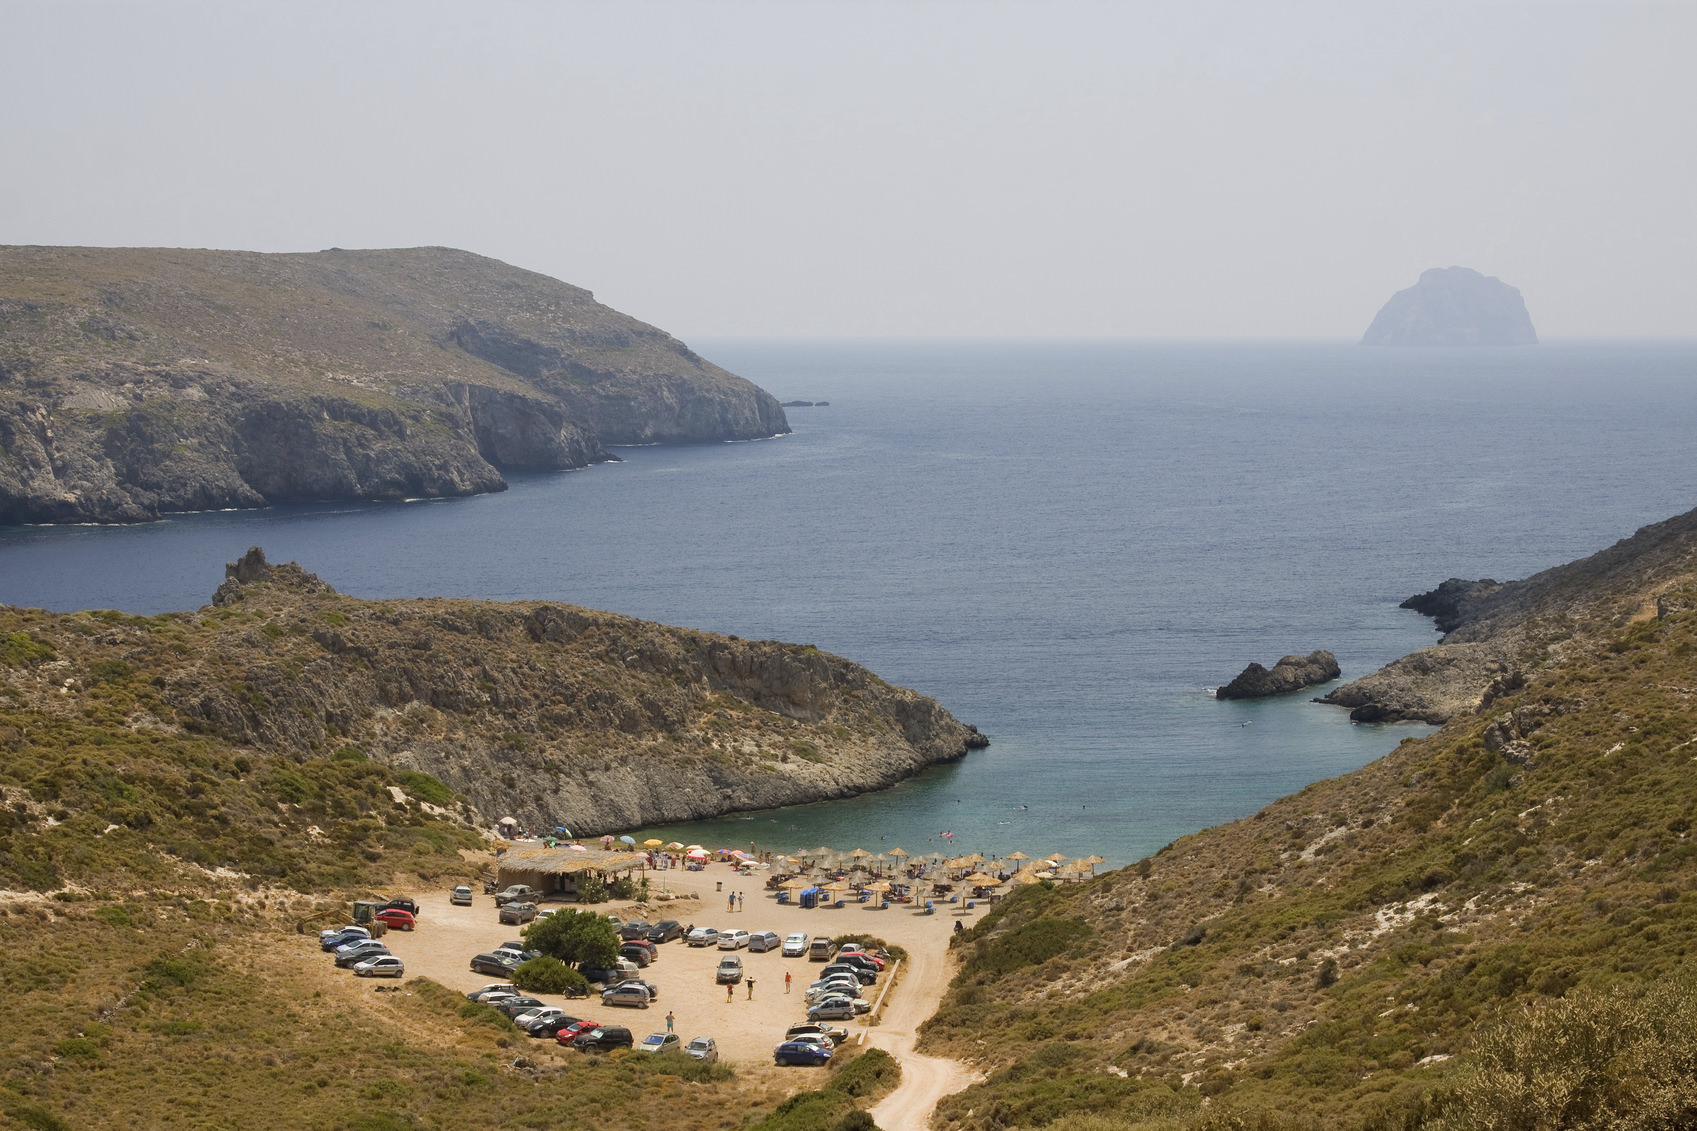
[685,1036,719,1063]
[601,982,652,1009]
[352,954,405,978]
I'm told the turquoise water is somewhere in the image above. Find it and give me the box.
[4,340,1695,868]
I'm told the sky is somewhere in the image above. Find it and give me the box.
[2,1,1694,339]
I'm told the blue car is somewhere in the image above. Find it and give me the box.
[773,1039,833,1067]
[319,928,368,952]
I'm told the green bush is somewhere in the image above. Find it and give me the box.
[511,956,589,997]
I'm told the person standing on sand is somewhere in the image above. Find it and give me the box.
[727,982,734,1002]
[738,892,744,912]
[784,970,791,993]
[666,1011,674,1032]
[747,977,755,999]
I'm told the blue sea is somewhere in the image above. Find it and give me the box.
[3,340,1694,869]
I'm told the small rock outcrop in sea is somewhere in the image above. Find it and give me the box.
[1216,650,1341,699]
[1361,267,1538,346]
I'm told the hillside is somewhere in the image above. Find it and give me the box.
[0,245,789,524]
[919,518,1697,1128]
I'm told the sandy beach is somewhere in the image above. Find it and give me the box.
[308,857,985,1127]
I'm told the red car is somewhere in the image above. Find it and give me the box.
[556,1020,601,1048]
[373,908,415,931]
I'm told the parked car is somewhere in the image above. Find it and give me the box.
[647,920,685,944]
[785,1023,849,1047]
[613,977,659,1002]
[618,946,652,968]
[637,1032,682,1055]
[685,1036,719,1063]
[377,897,419,918]
[748,931,782,953]
[334,940,390,967]
[821,962,876,986]
[579,957,641,983]
[499,902,538,926]
[807,996,859,1021]
[352,954,406,978]
[807,982,862,1004]
[686,926,720,947]
[774,1039,833,1066]
[527,1014,585,1039]
[601,982,652,1009]
[715,956,744,984]
[573,1026,634,1053]
[469,952,521,978]
[321,927,370,952]
[373,908,415,931]
[450,885,474,906]
[619,920,653,941]
[836,947,888,970]
[493,946,537,964]
[465,983,517,1002]
[626,937,659,961]
[493,885,541,907]
[833,953,882,976]
[555,1020,601,1047]
[781,932,810,957]
[513,1007,570,1030]
[808,937,836,961]
[717,930,751,950]
[492,996,547,1019]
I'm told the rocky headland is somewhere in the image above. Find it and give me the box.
[0,246,789,524]
[1321,503,1697,723]
[1361,265,1538,346]
[2,548,982,838]
[1215,649,1340,699]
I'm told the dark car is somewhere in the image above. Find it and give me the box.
[715,956,744,984]
[491,995,547,1019]
[499,902,538,926]
[832,953,881,976]
[820,962,876,986]
[748,930,782,953]
[786,1023,850,1047]
[618,944,652,968]
[574,1026,634,1053]
[377,897,419,918]
[320,928,369,952]
[618,920,653,941]
[470,952,521,978]
[527,1014,584,1039]
[333,940,390,968]
[774,1039,833,1066]
[612,977,658,1002]
[646,920,684,944]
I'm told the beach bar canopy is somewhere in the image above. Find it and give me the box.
[497,847,646,900]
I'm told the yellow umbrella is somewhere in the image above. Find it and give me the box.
[781,878,811,891]
[962,872,999,885]
[864,880,891,893]
[643,838,663,847]
[822,880,853,893]
[961,853,986,866]
[889,847,909,858]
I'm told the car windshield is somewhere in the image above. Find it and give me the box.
[688,1039,710,1050]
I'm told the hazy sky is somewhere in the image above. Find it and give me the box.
[4,2,1693,338]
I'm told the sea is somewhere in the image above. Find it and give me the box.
[3,340,1694,871]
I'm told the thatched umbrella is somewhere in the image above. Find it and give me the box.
[1006,851,1030,862]
[821,880,853,895]
[962,872,1000,886]
[864,880,891,894]
[848,848,872,860]
[781,877,811,892]
[1078,855,1106,866]
[889,847,910,859]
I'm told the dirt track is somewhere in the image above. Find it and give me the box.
[309,859,985,1121]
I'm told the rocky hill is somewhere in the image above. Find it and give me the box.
[1361,266,1538,346]
[0,245,789,524]
[921,511,1697,1128]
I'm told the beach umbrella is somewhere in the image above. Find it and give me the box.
[555,826,572,836]
[567,843,587,851]
[601,835,614,843]
[849,848,871,859]
[962,872,999,885]
[961,853,985,865]
[808,846,834,858]
[685,844,705,852]
[686,848,710,859]
[1043,852,1069,863]
[643,838,663,847]
[1078,855,1106,865]
[666,842,685,850]
[864,880,891,893]
[889,848,909,858]
[618,835,636,845]
[821,880,852,893]
[499,816,517,826]
[781,878,810,891]
[1006,851,1029,861]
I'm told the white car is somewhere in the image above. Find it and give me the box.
[352,954,405,978]
[717,930,751,950]
[781,932,810,957]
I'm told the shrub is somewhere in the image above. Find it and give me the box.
[511,956,589,997]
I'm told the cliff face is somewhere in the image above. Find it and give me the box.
[1361,266,1538,346]
[0,246,789,524]
[2,549,980,837]
[1322,503,1697,723]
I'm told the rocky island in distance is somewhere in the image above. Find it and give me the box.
[1361,265,1538,346]
[1215,649,1341,699]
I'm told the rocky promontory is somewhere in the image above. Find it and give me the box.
[1215,650,1340,699]
[1322,503,1697,723]
[1361,266,1538,346]
[0,246,790,524]
[19,547,983,834]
